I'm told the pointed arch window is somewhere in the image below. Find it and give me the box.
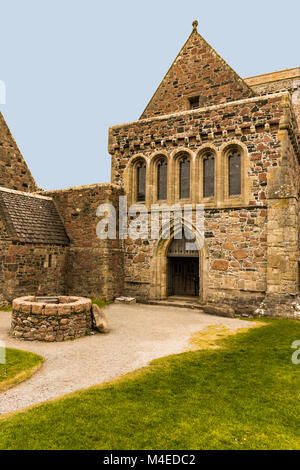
[136,161,146,202]
[179,156,190,199]
[157,158,167,201]
[228,150,241,196]
[203,152,215,198]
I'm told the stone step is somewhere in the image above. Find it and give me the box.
[144,300,204,312]
[142,299,237,318]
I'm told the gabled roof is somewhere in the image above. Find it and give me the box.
[140,21,255,119]
[0,187,69,245]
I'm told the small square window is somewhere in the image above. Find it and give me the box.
[44,254,53,268]
[188,96,200,110]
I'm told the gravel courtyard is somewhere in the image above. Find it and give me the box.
[0,303,253,415]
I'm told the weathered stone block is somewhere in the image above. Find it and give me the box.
[32,303,44,314]
[232,250,248,260]
[45,304,58,315]
[212,260,229,271]
[203,304,235,318]
[92,304,109,333]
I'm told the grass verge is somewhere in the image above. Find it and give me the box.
[0,318,300,450]
[0,348,44,393]
[91,298,110,309]
[0,304,12,312]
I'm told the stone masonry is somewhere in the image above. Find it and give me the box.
[42,184,124,301]
[11,296,92,341]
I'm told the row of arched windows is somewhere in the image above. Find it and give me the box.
[133,147,243,204]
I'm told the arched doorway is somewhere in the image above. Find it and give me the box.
[149,221,208,302]
[167,237,199,297]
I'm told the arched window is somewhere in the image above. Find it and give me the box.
[179,156,190,199]
[228,150,241,196]
[203,152,215,198]
[136,161,146,202]
[157,158,167,201]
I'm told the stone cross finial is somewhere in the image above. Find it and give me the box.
[192,20,198,31]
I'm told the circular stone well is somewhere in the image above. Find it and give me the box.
[11,296,92,342]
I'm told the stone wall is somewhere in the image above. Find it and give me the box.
[245,68,300,128]
[0,112,37,192]
[42,183,124,301]
[109,93,288,193]
[11,310,92,341]
[0,238,67,305]
[122,205,267,310]
[11,296,92,341]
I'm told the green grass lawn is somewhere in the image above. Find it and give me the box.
[0,318,300,450]
[0,348,44,393]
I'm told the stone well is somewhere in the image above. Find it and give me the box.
[11,296,92,342]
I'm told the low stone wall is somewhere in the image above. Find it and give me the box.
[11,296,92,342]
[207,289,265,315]
[254,294,300,320]
[207,290,300,319]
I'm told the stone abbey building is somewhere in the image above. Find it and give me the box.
[1,21,300,317]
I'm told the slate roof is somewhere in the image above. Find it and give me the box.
[0,188,69,245]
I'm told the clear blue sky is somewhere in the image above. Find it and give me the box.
[0,0,299,190]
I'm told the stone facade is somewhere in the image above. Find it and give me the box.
[0,22,300,318]
[109,90,299,313]
[0,240,67,304]
[107,24,300,317]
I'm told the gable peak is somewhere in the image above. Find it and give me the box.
[140,24,255,119]
[192,19,198,31]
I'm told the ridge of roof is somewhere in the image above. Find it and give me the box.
[0,186,52,201]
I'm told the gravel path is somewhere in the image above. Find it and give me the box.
[0,303,252,415]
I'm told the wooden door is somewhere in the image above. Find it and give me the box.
[168,258,199,296]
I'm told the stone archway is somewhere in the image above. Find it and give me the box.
[149,222,209,302]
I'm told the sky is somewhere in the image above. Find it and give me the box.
[0,0,299,190]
